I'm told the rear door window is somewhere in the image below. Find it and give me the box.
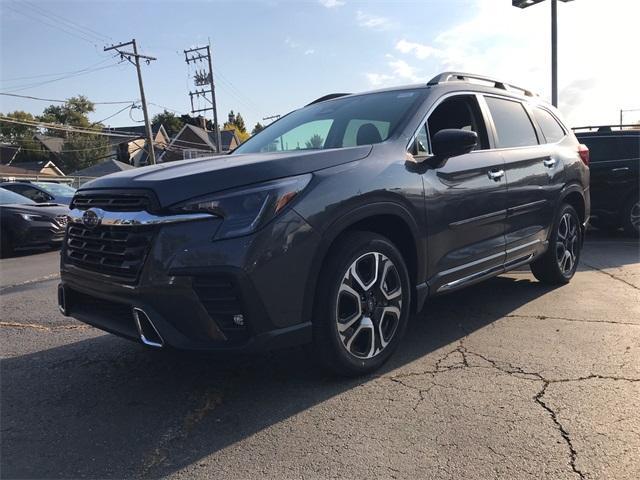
[579,137,621,163]
[620,136,640,159]
[485,96,538,148]
[533,107,566,143]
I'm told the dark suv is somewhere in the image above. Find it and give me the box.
[574,125,639,236]
[58,72,590,375]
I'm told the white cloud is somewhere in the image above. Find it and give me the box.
[304,49,315,55]
[395,39,438,60]
[356,10,391,30]
[319,0,345,8]
[367,0,640,125]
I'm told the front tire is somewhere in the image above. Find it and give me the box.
[530,204,582,285]
[313,232,411,376]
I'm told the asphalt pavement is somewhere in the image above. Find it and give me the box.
[1,232,638,479]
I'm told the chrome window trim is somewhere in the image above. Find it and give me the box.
[67,208,217,227]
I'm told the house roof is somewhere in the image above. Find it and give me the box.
[10,160,64,176]
[70,159,134,177]
[103,124,168,140]
[0,163,38,176]
[33,134,64,154]
[0,144,21,164]
[168,124,239,154]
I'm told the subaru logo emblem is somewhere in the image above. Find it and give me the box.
[82,209,102,229]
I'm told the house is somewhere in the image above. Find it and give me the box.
[103,125,170,166]
[0,163,47,181]
[70,159,134,178]
[161,124,240,163]
[33,134,64,157]
[8,159,65,176]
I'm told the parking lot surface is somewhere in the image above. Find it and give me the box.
[1,233,639,479]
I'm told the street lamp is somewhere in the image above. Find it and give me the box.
[513,0,574,107]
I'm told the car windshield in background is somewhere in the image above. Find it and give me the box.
[234,89,427,154]
[34,182,76,196]
[0,188,37,205]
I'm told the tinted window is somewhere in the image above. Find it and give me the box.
[427,95,489,150]
[579,135,640,162]
[620,136,640,158]
[235,89,427,154]
[0,187,36,205]
[533,107,565,143]
[485,96,538,148]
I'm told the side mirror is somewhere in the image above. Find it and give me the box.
[431,129,478,159]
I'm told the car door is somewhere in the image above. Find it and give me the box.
[415,93,508,293]
[483,95,555,264]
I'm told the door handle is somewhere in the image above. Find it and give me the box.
[487,169,505,181]
[611,167,630,173]
[543,158,557,168]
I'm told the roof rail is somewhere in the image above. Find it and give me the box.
[572,124,640,132]
[427,72,536,98]
[306,93,351,106]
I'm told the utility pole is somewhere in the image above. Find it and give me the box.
[512,0,573,107]
[184,43,221,152]
[104,40,157,165]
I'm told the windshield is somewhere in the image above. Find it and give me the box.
[235,88,427,154]
[34,182,76,196]
[0,187,36,205]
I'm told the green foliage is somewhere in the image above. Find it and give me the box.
[39,95,95,129]
[60,133,110,173]
[305,134,325,149]
[251,122,265,135]
[224,110,247,134]
[152,110,185,137]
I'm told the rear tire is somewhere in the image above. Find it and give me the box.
[530,204,582,285]
[622,194,640,238]
[313,231,411,376]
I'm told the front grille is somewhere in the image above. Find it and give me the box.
[72,194,151,212]
[65,223,155,282]
[192,275,248,341]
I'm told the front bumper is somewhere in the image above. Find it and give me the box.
[59,208,320,352]
[13,220,64,250]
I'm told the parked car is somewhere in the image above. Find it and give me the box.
[0,181,76,205]
[0,187,69,257]
[574,126,639,236]
[58,72,590,375]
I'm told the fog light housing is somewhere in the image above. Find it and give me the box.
[232,314,245,327]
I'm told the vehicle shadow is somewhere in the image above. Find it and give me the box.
[1,274,558,479]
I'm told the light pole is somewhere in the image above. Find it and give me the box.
[512,0,574,107]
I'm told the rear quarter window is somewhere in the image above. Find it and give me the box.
[485,96,538,148]
[533,107,566,143]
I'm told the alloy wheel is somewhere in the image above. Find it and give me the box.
[555,212,579,275]
[335,252,403,359]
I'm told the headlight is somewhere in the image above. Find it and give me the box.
[19,213,50,222]
[170,174,311,239]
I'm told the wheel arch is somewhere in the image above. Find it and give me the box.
[302,202,424,323]
[559,183,587,226]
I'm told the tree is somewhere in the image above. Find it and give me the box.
[0,111,47,163]
[305,134,324,149]
[39,95,95,129]
[233,112,246,133]
[152,110,185,137]
[224,110,247,134]
[224,125,250,143]
[251,122,265,135]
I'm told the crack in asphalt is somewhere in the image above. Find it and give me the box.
[0,321,90,331]
[386,344,640,479]
[138,388,223,479]
[582,261,639,291]
[505,313,640,327]
[0,274,60,294]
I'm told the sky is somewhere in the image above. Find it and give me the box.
[1,0,639,132]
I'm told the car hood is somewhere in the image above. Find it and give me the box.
[78,146,373,207]
[0,203,69,217]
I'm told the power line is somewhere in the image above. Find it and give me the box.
[3,61,126,93]
[0,92,137,105]
[22,0,111,43]
[4,4,104,48]
[0,116,138,138]
[0,58,116,84]
[93,103,138,125]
